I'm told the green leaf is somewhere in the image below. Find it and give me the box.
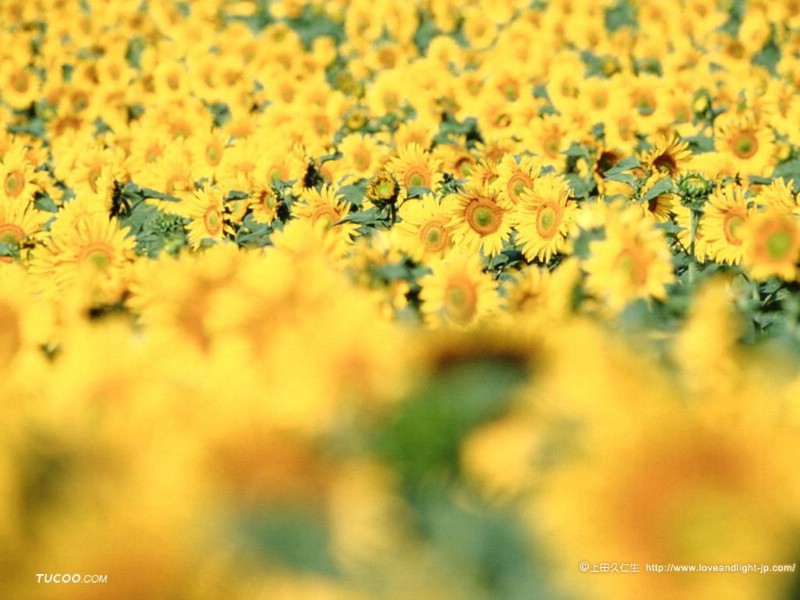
[641,177,673,202]
[232,505,339,576]
[34,194,59,213]
[336,207,384,226]
[224,190,250,202]
[140,187,182,202]
[603,156,639,178]
[564,173,594,199]
[683,135,715,153]
[338,181,367,207]
[773,160,800,184]
[605,0,637,32]
[407,185,431,198]
[374,357,529,495]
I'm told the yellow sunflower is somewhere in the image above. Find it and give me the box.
[28,209,135,302]
[0,198,49,256]
[514,174,578,263]
[448,184,512,257]
[294,185,358,241]
[742,209,800,281]
[182,187,230,249]
[640,175,677,224]
[753,178,797,214]
[418,253,501,329]
[714,114,775,178]
[386,142,444,198]
[0,145,39,205]
[247,183,281,226]
[584,204,675,311]
[503,266,552,315]
[338,133,388,182]
[643,133,692,177]
[702,184,753,266]
[393,193,454,262]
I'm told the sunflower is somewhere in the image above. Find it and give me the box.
[418,253,501,329]
[247,183,281,226]
[338,133,388,182]
[448,184,512,257]
[742,209,800,281]
[394,193,454,262]
[66,146,126,206]
[0,145,39,205]
[493,154,542,209]
[753,178,798,214]
[182,187,230,249]
[714,114,775,178]
[503,266,552,315]
[28,209,135,302]
[643,134,692,177]
[216,136,266,192]
[515,174,578,263]
[294,185,358,241]
[0,198,49,256]
[524,114,570,168]
[190,128,230,181]
[0,60,41,110]
[640,175,677,224]
[702,184,753,266]
[386,142,444,198]
[584,204,675,311]
[365,169,400,208]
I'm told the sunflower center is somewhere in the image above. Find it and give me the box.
[404,167,428,189]
[466,199,503,235]
[723,211,746,246]
[4,169,24,198]
[510,176,530,202]
[353,150,370,171]
[420,220,448,252]
[732,132,758,159]
[653,154,678,175]
[205,144,221,166]
[88,166,101,193]
[443,279,478,326]
[615,249,648,286]
[258,189,277,211]
[0,223,25,245]
[10,71,28,93]
[765,229,793,261]
[310,205,339,230]
[544,137,561,157]
[78,242,114,270]
[536,202,561,238]
[204,206,222,236]
[455,157,474,177]
[592,93,607,109]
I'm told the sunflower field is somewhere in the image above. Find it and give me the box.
[3,0,800,598]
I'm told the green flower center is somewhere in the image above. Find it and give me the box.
[407,171,426,188]
[204,207,222,235]
[466,199,502,235]
[724,213,745,245]
[421,221,447,252]
[443,279,478,326]
[733,133,758,159]
[536,203,561,238]
[4,170,22,197]
[78,243,114,270]
[766,230,792,260]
